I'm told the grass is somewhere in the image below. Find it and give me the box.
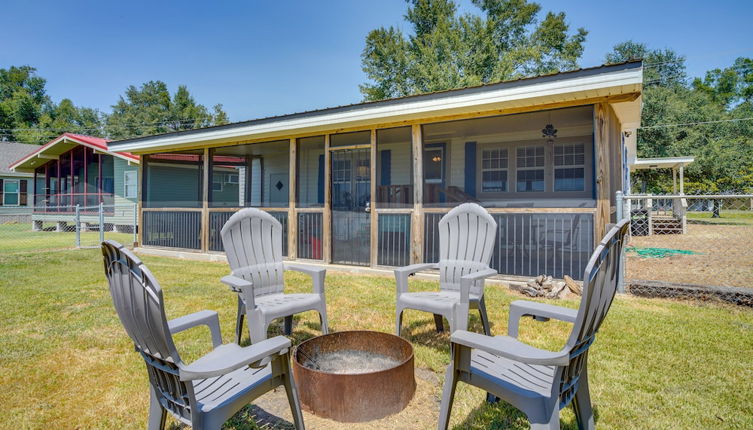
[0,222,133,252]
[686,210,753,225]
[1,235,752,428]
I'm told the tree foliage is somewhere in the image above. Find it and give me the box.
[0,65,227,144]
[607,42,753,194]
[105,81,228,140]
[360,0,587,100]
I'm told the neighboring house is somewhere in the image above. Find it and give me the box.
[108,61,644,280]
[9,133,140,231]
[0,141,39,222]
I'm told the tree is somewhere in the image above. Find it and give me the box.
[606,42,753,196]
[0,65,53,143]
[360,0,587,101]
[105,81,228,140]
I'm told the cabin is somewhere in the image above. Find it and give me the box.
[9,133,140,232]
[0,141,38,223]
[107,61,643,281]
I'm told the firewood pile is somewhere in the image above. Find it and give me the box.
[510,275,582,299]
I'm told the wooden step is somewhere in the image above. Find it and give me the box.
[652,217,683,235]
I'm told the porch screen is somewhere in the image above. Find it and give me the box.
[209,140,290,208]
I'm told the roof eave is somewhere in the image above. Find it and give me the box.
[110,63,643,153]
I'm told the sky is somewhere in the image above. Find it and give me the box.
[2,0,752,123]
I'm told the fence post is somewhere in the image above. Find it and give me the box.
[616,191,627,294]
[616,191,623,221]
[75,204,81,248]
[133,204,138,246]
[99,202,105,244]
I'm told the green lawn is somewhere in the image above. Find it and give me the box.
[1,244,752,428]
[687,210,753,225]
[0,222,133,252]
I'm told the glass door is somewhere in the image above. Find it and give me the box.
[330,148,370,265]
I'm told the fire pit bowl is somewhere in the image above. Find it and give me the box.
[291,330,416,422]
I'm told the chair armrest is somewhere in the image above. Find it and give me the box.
[394,263,438,294]
[459,267,497,304]
[450,330,569,366]
[284,263,326,295]
[168,310,223,349]
[507,300,578,338]
[221,275,256,309]
[179,335,291,381]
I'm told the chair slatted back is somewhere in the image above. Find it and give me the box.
[221,208,285,297]
[557,219,629,407]
[102,241,194,424]
[437,203,497,296]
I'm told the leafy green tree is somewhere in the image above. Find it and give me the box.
[0,65,53,143]
[105,81,228,140]
[360,0,587,100]
[607,43,753,195]
[16,98,105,144]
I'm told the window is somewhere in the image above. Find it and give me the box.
[376,126,413,208]
[124,171,137,198]
[481,148,508,192]
[554,143,585,191]
[3,180,19,205]
[516,145,545,192]
[296,136,325,208]
[424,146,444,184]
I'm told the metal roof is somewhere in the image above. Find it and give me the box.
[109,60,643,152]
[631,156,695,170]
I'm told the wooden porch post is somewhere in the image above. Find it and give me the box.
[370,129,378,267]
[137,157,144,247]
[201,148,210,252]
[411,124,424,264]
[594,103,611,241]
[323,134,332,263]
[288,138,297,259]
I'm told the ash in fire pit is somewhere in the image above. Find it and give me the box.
[303,349,400,374]
[292,331,416,422]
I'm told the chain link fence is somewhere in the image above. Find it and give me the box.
[0,203,137,253]
[617,192,753,306]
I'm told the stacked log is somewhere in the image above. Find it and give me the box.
[510,275,582,299]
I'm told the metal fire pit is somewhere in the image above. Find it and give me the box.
[291,330,415,422]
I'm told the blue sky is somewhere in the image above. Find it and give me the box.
[2,0,752,122]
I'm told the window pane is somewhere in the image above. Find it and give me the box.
[517,170,544,192]
[376,126,413,208]
[554,143,585,166]
[482,170,507,192]
[555,168,585,191]
[209,140,289,208]
[4,180,18,193]
[517,145,544,167]
[4,193,18,206]
[124,171,137,198]
[297,136,325,208]
[424,148,443,182]
[144,151,203,208]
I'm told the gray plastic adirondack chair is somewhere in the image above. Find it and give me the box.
[221,208,328,344]
[101,240,305,430]
[395,203,498,337]
[437,219,630,430]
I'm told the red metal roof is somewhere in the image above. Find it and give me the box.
[9,133,140,171]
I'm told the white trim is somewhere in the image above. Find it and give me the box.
[630,156,694,170]
[112,67,643,153]
[10,135,139,173]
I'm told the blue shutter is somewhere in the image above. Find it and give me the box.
[465,142,476,197]
[380,150,391,186]
[317,154,324,204]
